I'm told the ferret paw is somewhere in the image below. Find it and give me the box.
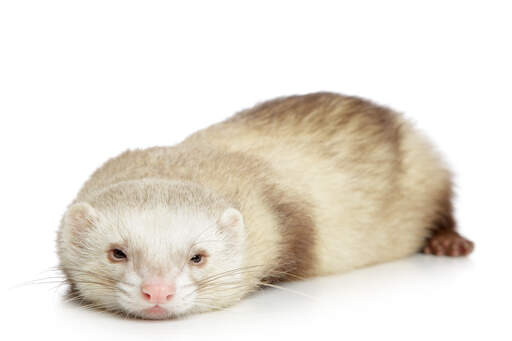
[423,231,474,257]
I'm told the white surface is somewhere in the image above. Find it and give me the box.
[1,1,511,340]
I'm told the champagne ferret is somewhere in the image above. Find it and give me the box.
[57,92,473,319]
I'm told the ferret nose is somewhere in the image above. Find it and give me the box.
[141,282,176,304]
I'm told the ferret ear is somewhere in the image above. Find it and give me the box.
[62,202,98,243]
[217,207,245,242]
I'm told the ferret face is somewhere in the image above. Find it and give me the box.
[58,200,245,319]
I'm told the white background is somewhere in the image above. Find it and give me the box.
[1,1,511,340]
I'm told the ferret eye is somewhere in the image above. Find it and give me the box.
[190,254,204,265]
[109,248,127,262]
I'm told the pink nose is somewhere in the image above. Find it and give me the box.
[141,282,176,304]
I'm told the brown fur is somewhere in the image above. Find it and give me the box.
[423,185,474,256]
[261,184,316,283]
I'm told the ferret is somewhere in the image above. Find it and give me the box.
[57,92,474,319]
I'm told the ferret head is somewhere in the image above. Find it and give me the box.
[57,180,247,319]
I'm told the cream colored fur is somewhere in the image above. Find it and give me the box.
[57,92,453,318]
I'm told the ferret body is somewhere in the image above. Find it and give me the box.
[57,92,473,319]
